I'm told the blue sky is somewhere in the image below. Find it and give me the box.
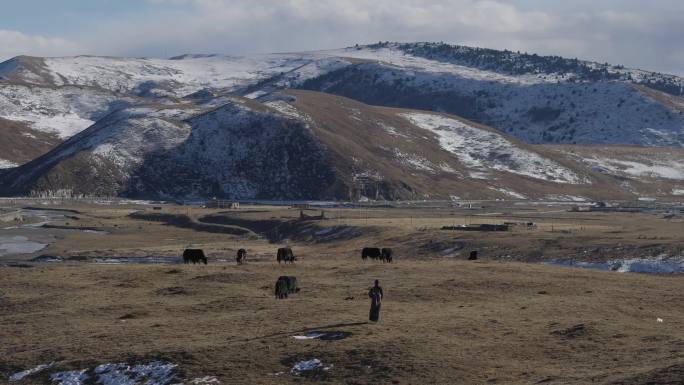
[1,0,683,75]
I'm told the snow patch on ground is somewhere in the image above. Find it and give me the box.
[9,363,54,382]
[582,157,684,180]
[392,149,437,172]
[490,187,527,199]
[290,359,332,375]
[292,331,351,341]
[94,361,178,385]
[544,195,588,202]
[13,360,217,385]
[401,112,585,184]
[264,101,311,122]
[377,122,409,138]
[293,332,327,340]
[189,376,221,384]
[0,159,19,169]
[50,370,89,385]
[673,188,684,195]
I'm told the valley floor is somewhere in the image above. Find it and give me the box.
[1,201,684,384]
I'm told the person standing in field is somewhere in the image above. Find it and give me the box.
[368,280,383,322]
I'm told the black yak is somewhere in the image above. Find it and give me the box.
[277,247,296,263]
[236,248,247,264]
[381,248,393,263]
[275,276,299,299]
[361,247,382,260]
[183,249,207,264]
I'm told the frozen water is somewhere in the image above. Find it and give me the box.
[0,236,47,256]
[544,257,684,274]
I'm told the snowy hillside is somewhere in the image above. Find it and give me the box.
[392,42,684,96]
[1,42,684,200]
[2,89,684,200]
[2,54,351,98]
[2,42,683,155]
[0,53,351,168]
[560,146,684,181]
[0,98,338,199]
[301,46,684,147]
[0,84,130,139]
[400,112,584,184]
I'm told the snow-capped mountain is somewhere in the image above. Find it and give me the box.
[1,42,684,200]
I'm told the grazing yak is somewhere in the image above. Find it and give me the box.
[381,248,393,263]
[275,276,299,299]
[183,249,207,264]
[277,247,296,263]
[361,247,382,260]
[362,247,393,262]
[468,251,478,260]
[236,248,247,264]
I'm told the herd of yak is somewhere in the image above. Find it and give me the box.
[181,245,396,299]
[182,246,395,265]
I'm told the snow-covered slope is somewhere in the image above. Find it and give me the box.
[0,52,351,168]
[560,146,684,181]
[3,54,351,98]
[301,51,684,146]
[0,84,130,139]
[0,98,338,199]
[2,90,684,200]
[2,42,684,199]
[2,43,684,152]
[400,112,584,183]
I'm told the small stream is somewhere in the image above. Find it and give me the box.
[543,257,684,274]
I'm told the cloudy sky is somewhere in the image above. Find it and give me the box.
[1,0,682,75]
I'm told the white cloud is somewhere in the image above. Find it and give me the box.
[0,30,82,61]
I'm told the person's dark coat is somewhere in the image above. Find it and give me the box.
[368,284,383,322]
